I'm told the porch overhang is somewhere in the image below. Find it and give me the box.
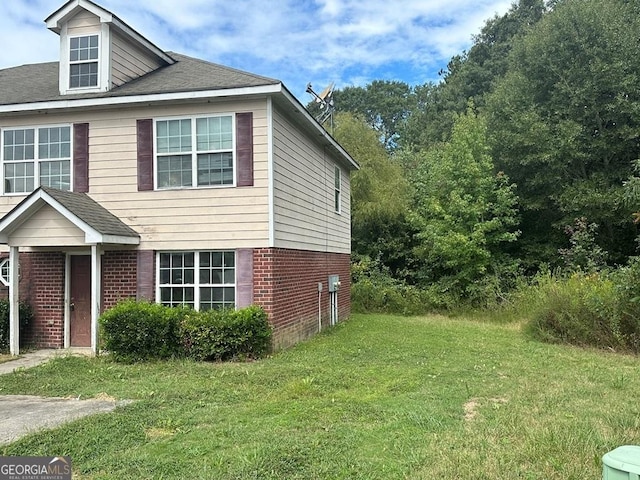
[0,187,139,356]
[0,187,140,246]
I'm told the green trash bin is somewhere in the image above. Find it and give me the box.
[603,445,640,480]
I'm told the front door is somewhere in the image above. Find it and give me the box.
[70,255,91,347]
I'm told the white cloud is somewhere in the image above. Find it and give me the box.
[0,0,514,99]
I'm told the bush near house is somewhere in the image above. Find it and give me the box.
[181,305,272,361]
[99,300,186,362]
[0,300,33,352]
[99,301,271,362]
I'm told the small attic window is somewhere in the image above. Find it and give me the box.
[69,35,99,88]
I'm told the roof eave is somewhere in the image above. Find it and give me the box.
[45,0,174,65]
[0,189,140,246]
[278,86,359,171]
[45,0,112,34]
[0,84,283,114]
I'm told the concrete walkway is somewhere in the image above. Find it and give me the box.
[0,349,127,446]
[0,348,92,375]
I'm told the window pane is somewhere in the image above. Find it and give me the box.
[4,162,34,193]
[70,35,99,63]
[223,269,235,284]
[199,252,211,268]
[159,251,235,311]
[184,269,194,284]
[196,116,233,151]
[224,252,235,268]
[157,155,192,188]
[4,129,35,161]
[40,160,71,190]
[156,119,191,154]
[160,253,170,269]
[38,127,71,161]
[197,152,233,186]
[70,62,98,88]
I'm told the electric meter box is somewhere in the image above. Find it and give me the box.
[328,275,340,292]
[602,445,640,480]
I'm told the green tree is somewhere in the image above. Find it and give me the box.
[400,0,547,152]
[332,112,416,279]
[487,0,640,267]
[333,80,413,150]
[410,107,519,299]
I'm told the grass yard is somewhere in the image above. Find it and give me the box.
[0,313,638,479]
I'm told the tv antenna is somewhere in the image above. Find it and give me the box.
[306,82,335,130]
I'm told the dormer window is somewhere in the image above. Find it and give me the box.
[69,35,99,88]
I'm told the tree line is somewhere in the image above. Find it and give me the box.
[318,0,640,307]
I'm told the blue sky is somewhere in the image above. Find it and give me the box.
[0,0,513,102]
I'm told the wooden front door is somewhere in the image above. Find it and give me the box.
[70,255,91,347]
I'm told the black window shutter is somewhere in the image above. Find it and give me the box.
[137,119,154,191]
[236,112,253,187]
[73,123,89,192]
[136,250,155,301]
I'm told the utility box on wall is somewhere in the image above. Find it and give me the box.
[328,275,340,292]
[602,445,640,479]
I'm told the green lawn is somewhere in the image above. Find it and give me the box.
[0,313,638,479]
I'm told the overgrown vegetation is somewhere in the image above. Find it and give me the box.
[99,300,271,362]
[516,261,640,353]
[1,314,637,478]
[336,0,640,353]
[0,300,33,352]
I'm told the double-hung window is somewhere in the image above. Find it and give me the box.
[334,165,341,213]
[2,126,71,194]
[158,251,236,310]
[155,115,234,189]
[69,35,99,88]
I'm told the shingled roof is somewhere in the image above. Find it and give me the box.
[39,187,139,239]
[0,52,280,106]
[0,186,139,245]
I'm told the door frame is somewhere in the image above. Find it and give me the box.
[64,247,102,352]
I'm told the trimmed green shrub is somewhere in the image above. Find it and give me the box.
[99,299,187,362]
[0,300,33,352]
[181,305,272,361]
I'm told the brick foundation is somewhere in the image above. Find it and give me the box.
[253,248,351,350]
[5,247,351,350]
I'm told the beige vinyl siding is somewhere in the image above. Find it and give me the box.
[111,31,164,87]
[8,205,85,247]
[67,10,101,35]
[271,105,351,254]
[0,99,270,251]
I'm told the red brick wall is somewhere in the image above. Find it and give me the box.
[253,248,351,349]
[102,251,138,310]
[22,252,65,348]
[5,247,351,350]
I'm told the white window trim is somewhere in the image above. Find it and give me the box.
[0,258,10,287]
[155,250,237,310]
[1,123,74,196]
[153,113,237,191]
[59,23,110,95]
[334,165,342,214]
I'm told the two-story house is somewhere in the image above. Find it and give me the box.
[0,0,357,355]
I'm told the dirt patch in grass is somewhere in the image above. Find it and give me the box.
[464,397,509,422]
